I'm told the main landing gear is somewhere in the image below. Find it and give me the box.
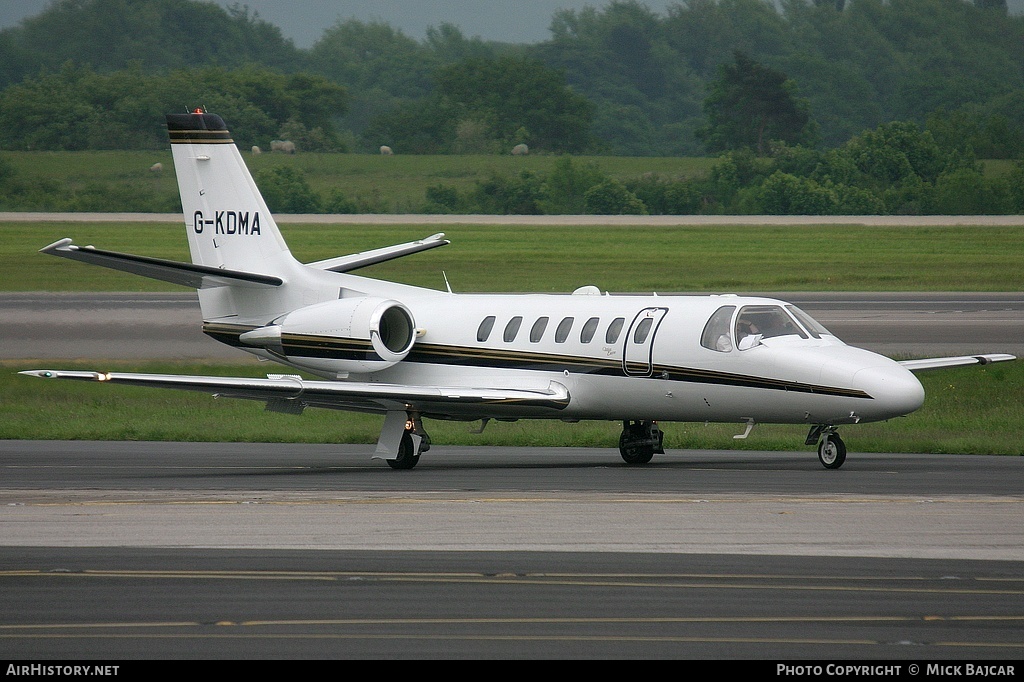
[380,411,431,470]
[806,425,847,470]
[618,419,664,464]
[388,429,425,470]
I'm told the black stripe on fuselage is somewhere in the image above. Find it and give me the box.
[406,343,871,399]
[202,322,258,348]
[202,323,872,400]
[282,333,378,361]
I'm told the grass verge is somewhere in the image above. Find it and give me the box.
[5,221,1024,292]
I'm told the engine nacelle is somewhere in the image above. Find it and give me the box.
[240,296,416,374]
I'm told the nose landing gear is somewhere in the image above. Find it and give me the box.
[807,425,847,469]
[817,433,847,469]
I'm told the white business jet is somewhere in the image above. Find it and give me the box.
[21,111,1015,470]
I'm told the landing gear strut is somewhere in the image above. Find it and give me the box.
[380,411,430,470]
[618,419,664,464]
[807,425,846,470]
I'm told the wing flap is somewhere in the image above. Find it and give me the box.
[40,238,282,289]
[19,369,570,412]
[898,353,1016,372]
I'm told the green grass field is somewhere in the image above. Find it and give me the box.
[5,221,1024,293]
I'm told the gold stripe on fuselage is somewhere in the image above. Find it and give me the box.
[200,322,871,400]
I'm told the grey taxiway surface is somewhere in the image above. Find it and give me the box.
[2,441,1023,659]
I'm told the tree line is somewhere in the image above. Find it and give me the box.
[0,0,1023,215]
[1,0,1023,157]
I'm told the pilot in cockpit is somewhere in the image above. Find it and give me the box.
[736,319,761,349]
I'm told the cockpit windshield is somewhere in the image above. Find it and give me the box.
[786,305,833,339]
[734,305,806,349]
[702,303,835,353]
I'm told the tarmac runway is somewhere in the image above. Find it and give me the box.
[1,441,1023,659]
[4,441,1024,560]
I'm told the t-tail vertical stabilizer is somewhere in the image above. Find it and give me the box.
[166,111,320,323]
[167,111,293,274]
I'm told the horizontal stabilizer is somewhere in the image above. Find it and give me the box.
[307,233,449,273]
[898,353,1016,372]
[39,238,283,289]
[19,369,571,413]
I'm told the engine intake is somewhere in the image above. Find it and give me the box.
[370,301,416,363]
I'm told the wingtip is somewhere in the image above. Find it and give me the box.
[421,232,450,246]
[18,369,107,381]
[975,353,1017,365]
[40,238,74,254]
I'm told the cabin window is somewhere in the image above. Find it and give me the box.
[530,317,549,343]
[735,305,807,350]
[477,316,496,342]
[555,317,574,343]
[503,316,523,342]
[701,305,736,352]
[580,317,599,343]
[632,317,654,344]
[605,317,625,344]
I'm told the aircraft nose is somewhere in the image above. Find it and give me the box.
[854,365,925,419]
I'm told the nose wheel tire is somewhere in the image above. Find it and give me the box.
[817,434,847,470]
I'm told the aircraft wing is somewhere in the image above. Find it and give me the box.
[306,233,449,273]
[19,369,570,414]
[898,353,1016,372]
[39,238,282,289]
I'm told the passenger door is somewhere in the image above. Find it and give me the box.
[622,307,667,376]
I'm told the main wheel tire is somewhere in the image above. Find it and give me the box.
[387,431,420,470]
[619,430,655,464]
[817,434,847,470]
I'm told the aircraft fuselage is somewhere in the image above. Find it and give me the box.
[212,289,926,427]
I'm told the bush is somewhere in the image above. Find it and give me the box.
[423,184,460,213]
[930,168,1013,215]
[583,179,648,215]
[323,189,358,214]
[469,171,545,214]
[254,166,323,213]
[539,157,609,214]
[626,175,703,215]
[1008,161,1024,213]
[756,171,837,215]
